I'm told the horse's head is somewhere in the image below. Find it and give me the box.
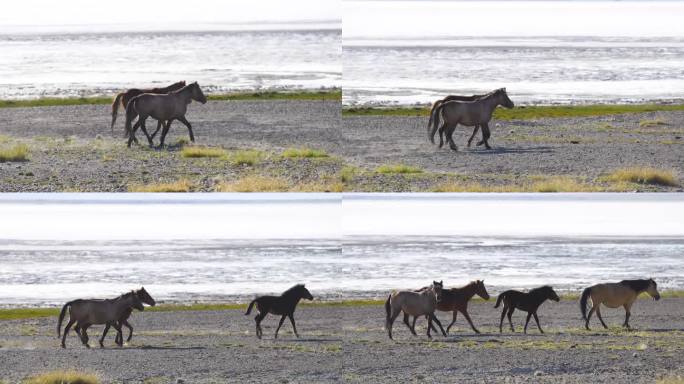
[432,280,444,302]
[191,82,208,104]
[647,278,660,301]
[137,286,156,307]
[475,280,490,300]
[130,291,145,311]
[297,284,314,301]
[545,286,560,302]
[496,88,514,109]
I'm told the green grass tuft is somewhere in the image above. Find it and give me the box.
[0,144,29,162]
[228,149,267,166]
[282,147,329,159]
[128,179,193,192]
[181,146,227,158]
[639,118,668,127]
[23,370,99,384]
[376,164,423,174]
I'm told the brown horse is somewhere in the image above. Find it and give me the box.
[110,81,186,136]
[406,280,490,334]
[494,285,560,334]
[245,284,314,339]
[57,290,145,348]
[427,93,486,146]
[433,88,514,151]
[580,278,660,330]
[125,82,207,148]
[73,287,156,346]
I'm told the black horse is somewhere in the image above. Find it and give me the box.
[494,286,560,334]
[245,284,314,339]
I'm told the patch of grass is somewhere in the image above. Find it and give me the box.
[322,344,342,353]
[216,176,289,192]
[282,147,329,159]
[142,377,169,384]
[23,370,99,384]
[227,149,267,166]
[530,176,600,192]
[640,118,668,127]
[605,167,678,187]
[0,144,29,162]
[0,307,59,321]
[340,166,360,183]
[658,377,684,384]
[343,103,684,120]
[181,146,227,158]
[0,90,341,109]
[128,179,193,192]
[291,181,344,192]
[20,324,38,336]
[376,164,423,174]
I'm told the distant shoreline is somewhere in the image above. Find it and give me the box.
[0,89,341,109]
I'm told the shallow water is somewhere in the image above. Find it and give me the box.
[0,193,682,306]
[343,1,684,106]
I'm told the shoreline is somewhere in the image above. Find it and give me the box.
[0,88,341,109]
[3,291,683,321]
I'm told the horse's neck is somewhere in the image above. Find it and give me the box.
[459,284,477,300]
[481,96,499,115]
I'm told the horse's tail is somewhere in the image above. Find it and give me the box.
[244,299,257,315]
[110,93,125,133]
[57,300,73,337]
[494,292,506,308]
[580,287,592,320]
[384,294,392,328]
[427,101,440,143]
[124,97,137,138]
[429,102,445,144]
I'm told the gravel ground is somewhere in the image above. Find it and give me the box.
[1,298,682,383]
[341,110,684,191]
[0,100,341,192]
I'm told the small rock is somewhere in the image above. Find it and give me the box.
[633,352,638,358]
[509,130,515,134]
[176,379,185,384]
[534,371,543,377]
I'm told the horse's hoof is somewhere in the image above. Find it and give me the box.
[61,344,66,349]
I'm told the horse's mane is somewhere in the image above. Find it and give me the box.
[282,284,306,296]
[619,279,651,292]
[171,82,196,94]
[528,285,553,294]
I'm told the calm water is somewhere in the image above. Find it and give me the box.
[0,27,341,99]
[0,193,682,306]
[343,1,684,106]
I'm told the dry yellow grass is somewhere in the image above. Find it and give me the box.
[216,176,290,192]
[0,143,29,162]
[657,377,684,384]
[228,149,267,166]
[605,167,678,187]
[433,177,616,193]
[23,370,99,384]
[639,118,668,127]
[292,181,344,192]
[376,164,423,174]
[282,147,328,159]
[181,146,227,158]
[128,179,193,192]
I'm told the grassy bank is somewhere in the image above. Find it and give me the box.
[0,89,341,109]
[343,103,684,120]
[3,291,682,321]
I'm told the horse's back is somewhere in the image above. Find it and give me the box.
[391,290,434,316]
[590,283,637,307]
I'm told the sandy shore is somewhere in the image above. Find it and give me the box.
[0,100,341,192]
[341,110,684,191]
[1,298,682,383]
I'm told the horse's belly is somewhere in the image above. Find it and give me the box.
[601,300,624,309]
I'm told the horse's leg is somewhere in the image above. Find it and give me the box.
[178,116,195,143]
[403,313,417,336]
[288,314,299,338]
[61,319,76,348]
[80,324,91,348]
[99,323,110,347]
[387,308,401,340]
[73,324,81,337]
[478,123,492,150]
[410,315,419,336]
[128,119,142,147]
[111,323,123,347]
[255,312,266,339]
[431,314,447,337]
[595,305,609,329]
[157,120,172,149]
[467,125,480,148]
[122,319,134,342]
[524,312,532,334]
[274,314,287,339]
[585,305,596,330]
[499,307,506,333]
[446,123,459,151]
[460,309,480,334]
[149,120,163,141]
[138,117,154,147]
[507,308,515,332]
[426,315,433,339]
[446,311,458,334]
[623,303,632,330]
[438,121,446,148]
[533,312,544,334]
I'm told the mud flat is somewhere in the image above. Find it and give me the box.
[0,298,682,383]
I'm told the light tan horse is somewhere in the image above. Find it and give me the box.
[385,281,444,340]
[57,291,145,348]
[427,93,486,146]
[433,88,514,151]
[580,278,660,330]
